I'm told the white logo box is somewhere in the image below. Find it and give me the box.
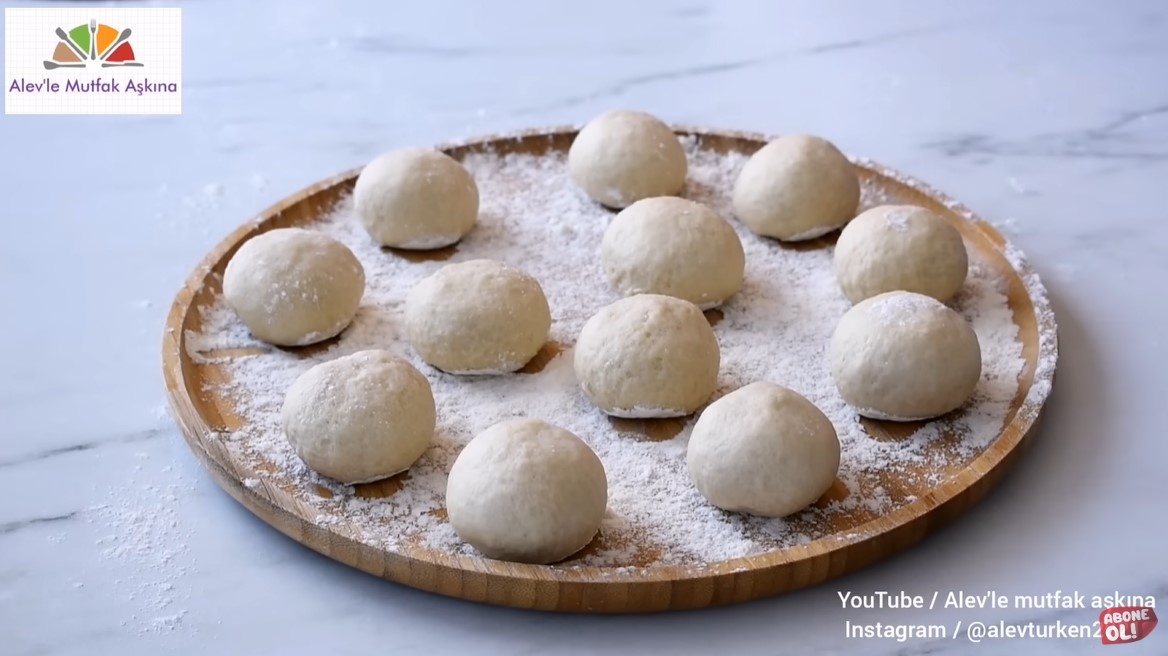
[5,8,182,115]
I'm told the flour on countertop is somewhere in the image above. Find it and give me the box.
[185,137,1055,568]
[87,442,197,635]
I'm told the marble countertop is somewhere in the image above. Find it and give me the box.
[2,0,1166,653]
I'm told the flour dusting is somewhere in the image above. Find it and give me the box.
[183,137,1054,569]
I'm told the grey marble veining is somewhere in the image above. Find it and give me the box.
[1,0,1166,654]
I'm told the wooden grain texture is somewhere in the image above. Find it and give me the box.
[161,127,1057,613]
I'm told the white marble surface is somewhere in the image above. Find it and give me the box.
[2,0,1166,653]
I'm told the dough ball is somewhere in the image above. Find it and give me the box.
[354,148,479,249]
[601,197,745,309]
[574,294,719,418]
[834,205,969,304]
[568,109,687,208]
[732,135,860,241]
[830,291,981,420]
[405,259,551,374]
[223,228,364,346]
[446,418,608,564]
[687,382,840,518]
[281,350,435,484]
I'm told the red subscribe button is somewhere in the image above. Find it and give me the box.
[1100,606,1157,645]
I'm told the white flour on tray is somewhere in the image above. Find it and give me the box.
[185,137,1053,568]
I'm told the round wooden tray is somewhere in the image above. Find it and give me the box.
[162,126,1057,613]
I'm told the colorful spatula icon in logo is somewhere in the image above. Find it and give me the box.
[43,20,143,70]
